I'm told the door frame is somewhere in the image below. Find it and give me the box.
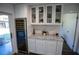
[0,12,13,54]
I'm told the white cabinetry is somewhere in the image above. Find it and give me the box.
[36,39,46,54]
[56,41,63,55]
[31,4,62,25]
[28,38,63,55]
[28,39,36,53]
[45,40,57,55]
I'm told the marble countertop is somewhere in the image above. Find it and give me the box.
[28,34,63,41]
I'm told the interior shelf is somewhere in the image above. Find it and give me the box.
[31,23,62,26]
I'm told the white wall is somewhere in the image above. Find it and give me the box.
[26,5,32,37]
[0,4,14,14]
[0,4,18,54]
[14,4,32,38]
[62,4,78,14]
[14,4,28,18]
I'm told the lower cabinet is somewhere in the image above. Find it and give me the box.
[28,38,63,55]
[45,40,57,55]
[28,39,36,53]
[56,41,63,55]
[36,39,46,54]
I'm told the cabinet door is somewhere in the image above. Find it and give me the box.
[55,5,62,23]
[31,8,36,23]
[45,40,57,55]
[56,41,63,55]
[38,6,44,23]
[47,6,52,23]
[28,39,36,52]
[36,39,46,54]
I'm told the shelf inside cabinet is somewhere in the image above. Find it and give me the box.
[31,23,62,26]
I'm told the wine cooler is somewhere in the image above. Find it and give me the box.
[15,18,27,53]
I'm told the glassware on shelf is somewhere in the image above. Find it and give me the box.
[55,5,61,23]
[32,8,36,23]
[39,7,44,23]
[47,6,52,23]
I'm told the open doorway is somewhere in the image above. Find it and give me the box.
[0,15,12,55]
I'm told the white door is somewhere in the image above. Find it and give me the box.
[36,39,45,54]
[45,40,57,55]
[63,13,77,49]
[28,39,36,52]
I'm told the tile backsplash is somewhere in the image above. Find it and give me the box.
[32,25,60,35]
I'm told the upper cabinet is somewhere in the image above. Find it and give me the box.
[32,8,36,23]
[39,7,44,23]
[47,6,52,23]
[55,5,61,23]
[31,4,62,25]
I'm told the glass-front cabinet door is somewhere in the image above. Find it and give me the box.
[47,6,52,23]
[39,7,44,23]
[55,5,61,23]
[31,5,62,25]
[32,8,36,23]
